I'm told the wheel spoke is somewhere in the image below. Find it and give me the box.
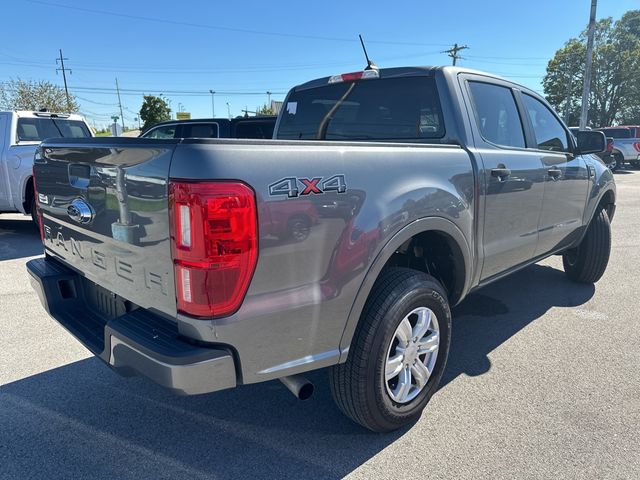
[395,318,413,346]
[385,353,404,381]
[393,365,412,402]
[413,308,432,340]
[411,359,431,388]
[417,331,439,355]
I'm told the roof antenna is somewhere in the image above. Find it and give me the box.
[359,34,377,71]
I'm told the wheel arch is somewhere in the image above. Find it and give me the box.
[338,217,472,359]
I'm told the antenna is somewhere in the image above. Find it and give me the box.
[359,34,377,70]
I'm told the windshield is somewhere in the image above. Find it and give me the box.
[17,117,91,142]
[276,76,445,142]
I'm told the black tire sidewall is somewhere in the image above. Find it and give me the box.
[366,277,451,429]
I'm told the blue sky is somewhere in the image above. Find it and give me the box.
[2,0,636,129]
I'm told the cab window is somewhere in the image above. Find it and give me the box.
[468,81,525,149]
[522,94,570,152]
[143,125,176,139]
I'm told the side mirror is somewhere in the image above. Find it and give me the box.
[575,130,606,155]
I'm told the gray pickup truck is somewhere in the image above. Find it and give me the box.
[27,66,615,432]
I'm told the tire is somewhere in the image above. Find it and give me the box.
[330,267,452,432]
[562,207,611,283]
[287,215,311,242]
[29,195,38,227]
[612,152,624,171]
[631,161,640,169]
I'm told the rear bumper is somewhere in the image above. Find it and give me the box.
[27,256,237,395]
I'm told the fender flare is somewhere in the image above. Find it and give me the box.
[338,216,473,359]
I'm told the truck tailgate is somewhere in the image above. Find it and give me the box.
[34,138,179,317]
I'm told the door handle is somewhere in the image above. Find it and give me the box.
[548,167,562,180]
[491,165,511,181]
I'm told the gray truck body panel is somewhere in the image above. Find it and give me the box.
[29,66,616,391]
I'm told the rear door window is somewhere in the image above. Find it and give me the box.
[277,76,445,141]
[143,125,177,139]
[468,81,525,148]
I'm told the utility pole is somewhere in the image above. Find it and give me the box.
[209,90,215,117]
[115,78,125,131]
[226,102,231,120]
[267,91,272,107]
[579,0,597,130]
[443,43,469,66]
[564,76,573,124]
[56,49,72,112]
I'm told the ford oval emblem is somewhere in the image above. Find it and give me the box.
[67,199,94,224]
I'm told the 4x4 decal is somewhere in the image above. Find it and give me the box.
[269,174,347,198]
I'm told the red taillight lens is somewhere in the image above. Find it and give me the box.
[607,139,614,154]
[169,181,258,318]
[633,142,640,153]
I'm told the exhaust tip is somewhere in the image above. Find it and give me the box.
[298,382,314,401]
[279,374,314,401]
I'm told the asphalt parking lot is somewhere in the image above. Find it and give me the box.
[1,170,639,480]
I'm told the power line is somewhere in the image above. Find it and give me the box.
[26,0,452,47]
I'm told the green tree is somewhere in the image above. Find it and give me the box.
[257,103,274,116]
[0,78,79,113]
[543,10,640,127]
[139,95,171,130]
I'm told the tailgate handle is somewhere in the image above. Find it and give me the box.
[68,163,91,189]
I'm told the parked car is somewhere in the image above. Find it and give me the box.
[139,116,277,140]
[570,127,616,170]
[595,126,640,169]
[0,110,92,224]
[28,66,614,432]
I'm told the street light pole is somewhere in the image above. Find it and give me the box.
[579,0,598,130]
[226,102,231,120]
[209,90,215,117]
[267,91,272,107]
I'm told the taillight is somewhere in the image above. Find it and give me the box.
[169,181,258,318]
[33,165,44,241]
[633,142,640,153]
[328,69,379,84]
[607,139,614,154]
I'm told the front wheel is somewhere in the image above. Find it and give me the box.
[330,267,451,432]
[562,207,611,283]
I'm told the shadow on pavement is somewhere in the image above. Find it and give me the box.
[0,264,595,479]
[444,263,594,386]
[0,217,43,261]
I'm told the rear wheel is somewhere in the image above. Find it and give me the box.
[562,207,611,283]
[29,195,38,226]
[330,267,451,432]
[287,215,311,242]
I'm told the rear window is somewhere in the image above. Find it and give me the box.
[276,76,445,141]
[598,128,632,139]
[17,117,90,142]
[181,123,219,138]
[234,120,275,139]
